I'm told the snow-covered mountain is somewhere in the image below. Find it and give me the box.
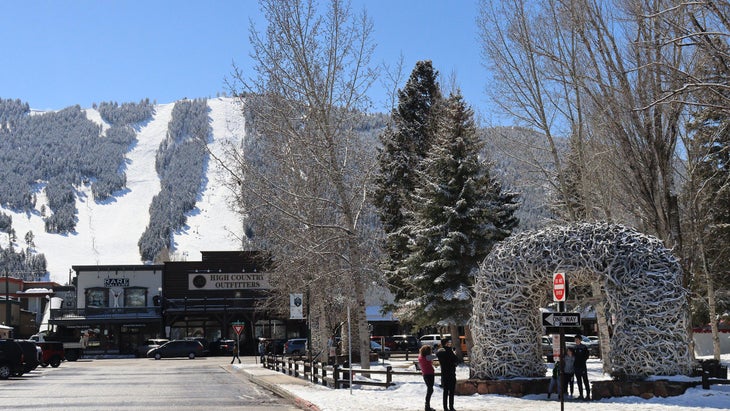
[0,97,246,284]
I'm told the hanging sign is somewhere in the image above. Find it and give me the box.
[290,293,303,319]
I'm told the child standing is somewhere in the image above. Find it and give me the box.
[548,360,561,399]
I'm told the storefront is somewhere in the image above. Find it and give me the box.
[162,251,291,354]
[50,264,164,355]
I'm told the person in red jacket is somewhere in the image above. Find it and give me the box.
[418,344,437,411]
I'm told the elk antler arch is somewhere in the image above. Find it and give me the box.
[469,222,693,380]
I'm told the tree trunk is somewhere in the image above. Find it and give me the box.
[591,282,612,373]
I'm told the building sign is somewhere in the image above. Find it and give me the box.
[188,273,270,290]
[104,278,129,287]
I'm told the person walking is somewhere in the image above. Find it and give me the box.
[418,344,437,411]
[573,334,590,400]
[258,339,266,363]
[230,340,241,364]
[563,347,576,397]
[436,338,458,411]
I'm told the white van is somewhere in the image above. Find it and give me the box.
[419,334,450,348]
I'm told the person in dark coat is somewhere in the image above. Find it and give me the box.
[573,334,590,400]
[436,338,458,411]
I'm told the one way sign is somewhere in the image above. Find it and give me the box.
[542,312,581,327]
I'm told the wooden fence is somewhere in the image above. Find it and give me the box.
[261,354,436,389]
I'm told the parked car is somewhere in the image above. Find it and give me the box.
[136,339,169,358]
[260,338,286,355]
[284,338,308,356]
[370,336,397,350]
[418,334,446,348]
[210,339,236,356]
[36,341,65,368]
[542,336,555,362]
[147,340,204,359]
[391,334,419,352]
[564,334,600,357]
[16,340,40,373]
[370,340,391,359]
[184,337,210,356]
[0,339,25,379]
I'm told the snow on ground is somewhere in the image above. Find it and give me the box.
[1,98,245,284]
[234,355,730,411]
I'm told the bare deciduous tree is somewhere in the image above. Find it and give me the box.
[478,0,715,370]
[220,0,380,368]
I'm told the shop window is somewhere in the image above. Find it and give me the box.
[86,288,108,308]
[124,287,147,307]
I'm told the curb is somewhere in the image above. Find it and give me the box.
[228,365,321,411]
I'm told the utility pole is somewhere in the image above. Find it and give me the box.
[5,268,10,333]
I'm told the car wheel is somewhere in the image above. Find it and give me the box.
[40,362,49,368]
[50,357,61,368]
[154,353,161,360]
[0,364,10,380]
[188,353,195,359]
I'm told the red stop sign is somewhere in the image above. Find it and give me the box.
[553,272,566,302]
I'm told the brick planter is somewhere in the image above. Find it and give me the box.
[456,378,550,397]
[591,379,697,400]
[456,378,698,400]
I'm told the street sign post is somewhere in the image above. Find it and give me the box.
[542,312,581,327]
[232,323,244,336]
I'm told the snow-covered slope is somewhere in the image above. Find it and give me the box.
[0,98,246,284]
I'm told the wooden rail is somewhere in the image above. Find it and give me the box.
[261,354,436,389]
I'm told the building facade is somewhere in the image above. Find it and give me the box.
[162,251,301,355]
[50,265,164,355]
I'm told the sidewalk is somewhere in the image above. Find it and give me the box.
[230,356,321,411]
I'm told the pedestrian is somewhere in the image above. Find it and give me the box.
[231,340,241,364]
[258,339,266,363]
[418,344,437,411]
[563,347,575,397]
[547,360,561,399]
[573,334,590,400]
[436,338,458,411]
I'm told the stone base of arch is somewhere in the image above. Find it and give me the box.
[455,378,697,400]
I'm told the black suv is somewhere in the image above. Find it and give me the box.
[0,339,25,379]
[16,340,40,373]
[392,335,419,352]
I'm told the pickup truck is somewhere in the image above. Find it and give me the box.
[31,332,86,363]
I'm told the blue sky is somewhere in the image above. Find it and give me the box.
[0,0,491,119]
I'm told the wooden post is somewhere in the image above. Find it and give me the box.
[333,364,340,389]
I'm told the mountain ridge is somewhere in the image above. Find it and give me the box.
[0,97,246,284]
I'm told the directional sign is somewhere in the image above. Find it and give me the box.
[553,272,566,302]
[542,312,581,327]
[232,324,245,336]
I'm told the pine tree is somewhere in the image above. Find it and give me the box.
[401,92,519,328]
[372,60,442,301]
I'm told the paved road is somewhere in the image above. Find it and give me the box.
[0,356,300,410]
